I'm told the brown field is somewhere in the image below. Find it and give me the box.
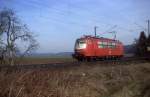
[0,60,150,97]
[11,57,75,65]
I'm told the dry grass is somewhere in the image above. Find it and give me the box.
[0,62,150,97]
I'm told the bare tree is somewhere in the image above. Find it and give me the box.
[134,31,147,57]
[0,9,38,65]
[0,18,5,64]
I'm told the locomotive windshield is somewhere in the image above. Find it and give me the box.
[75,40,86,49]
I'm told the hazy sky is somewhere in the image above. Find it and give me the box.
[0,0,150,53]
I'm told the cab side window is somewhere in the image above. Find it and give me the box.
[103,42,107,48]
[98,41,107,48]
[108,42,116,48]
[98,41,117,48]
[112,42,116,48]
[98,41,103,48]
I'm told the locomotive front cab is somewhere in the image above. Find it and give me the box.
[72,39,87,60]
[75,40,87,50]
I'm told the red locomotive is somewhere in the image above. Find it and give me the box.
[72,35,124,61]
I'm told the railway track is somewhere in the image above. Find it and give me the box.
[0,57,149,70]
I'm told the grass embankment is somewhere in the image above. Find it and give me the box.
[0,62,150,97]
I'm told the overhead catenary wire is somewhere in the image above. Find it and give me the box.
[2,0,145,36]
[14,0,110,26]
[18,1,135,28]
[11,1,93,28]
[8,1,102,30]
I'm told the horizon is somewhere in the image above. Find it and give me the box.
[1,0,150,53]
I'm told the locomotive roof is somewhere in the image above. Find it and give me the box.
[79,35,120,42]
